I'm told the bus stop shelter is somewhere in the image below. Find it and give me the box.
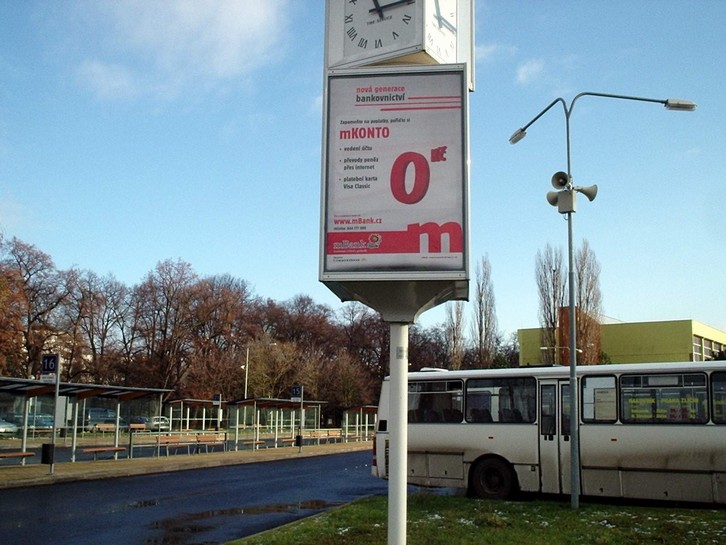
[166,398,230,431]
[228,398,327,450]
[343,405,378,441]
[0,376,171,462]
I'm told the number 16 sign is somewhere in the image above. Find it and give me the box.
[320,64,469,282]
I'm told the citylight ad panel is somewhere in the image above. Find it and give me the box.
[321,65,469,281]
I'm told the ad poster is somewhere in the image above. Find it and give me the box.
[322,66,468,280]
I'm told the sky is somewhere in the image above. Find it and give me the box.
[0,1,724,338]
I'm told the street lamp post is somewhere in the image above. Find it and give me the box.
[510,92,696,510]
[243,346,250,428]
[243,346,250,401]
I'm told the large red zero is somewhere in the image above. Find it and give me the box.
[390,151,430,204]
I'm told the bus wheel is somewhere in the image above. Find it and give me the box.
[470,458,515,499]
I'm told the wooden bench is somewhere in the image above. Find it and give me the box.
[129,423,146,433]
[309,429,343,443]
[0,451,35,464]
[242,440,265,449]
[196,434,226,453]
[93,423,116,434]
[158,435,194,455]
[81,446,126,461]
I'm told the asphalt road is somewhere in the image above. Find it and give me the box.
[0,450,387,545]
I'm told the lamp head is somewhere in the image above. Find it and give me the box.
[509,128,526,144]
[665,99,697,111]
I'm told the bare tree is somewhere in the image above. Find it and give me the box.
[0,237,73,377]
[409,324,447,370]
[247,339,297,399]
[471,255,498,368]
[575,240,603,364]
[133,259,197,393]
[184,274,255,400]
[338,302,389,380]
[0,254,25,376]
[445,301,466,370]
[535,244,566,365]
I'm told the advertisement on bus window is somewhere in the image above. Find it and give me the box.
[321,65,469,281]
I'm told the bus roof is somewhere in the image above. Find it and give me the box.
[388,361,726,382]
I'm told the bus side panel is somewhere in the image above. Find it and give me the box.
[715,473,726,503]
[409,451,465,488]
[580,424,726,503]
[408,422,540,492]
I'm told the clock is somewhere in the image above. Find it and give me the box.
[326,0,474,90]
[342,0,419,62]
[425,0,458,63]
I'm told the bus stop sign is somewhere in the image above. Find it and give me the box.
[42,354,59,374]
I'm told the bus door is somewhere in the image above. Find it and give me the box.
[538,380,572,494]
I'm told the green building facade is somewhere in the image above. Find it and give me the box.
[518,319,726,366]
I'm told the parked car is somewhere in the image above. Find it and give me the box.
[83,408,129,432]
[5,413,54,432]
[0,418,18,436]
[129,416,149,426]
[146,416,170,432]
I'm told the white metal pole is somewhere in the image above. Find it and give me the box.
[243,346,249,428]
[388,322,409,545]
[71,399,79,462]
[50,358,61,475]
[234,406,240,451]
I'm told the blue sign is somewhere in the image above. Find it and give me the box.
[291,385,303,400]
[42,354,59,374]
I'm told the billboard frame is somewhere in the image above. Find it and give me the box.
[319,64,470,321]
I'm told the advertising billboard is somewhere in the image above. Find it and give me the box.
[320,65,469,283]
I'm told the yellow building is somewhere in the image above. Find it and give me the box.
[518,319,726,366]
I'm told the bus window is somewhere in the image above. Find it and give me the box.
[561,385,570,436]
[712,372,726,424]
[620,373,708,424]
[582,375,617,423]
[408,380,463,423]
[465,377,536,423]
[540,385,556,436]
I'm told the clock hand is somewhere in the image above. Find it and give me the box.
[369,0,415,17]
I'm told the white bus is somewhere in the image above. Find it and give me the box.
[371,362,726,503]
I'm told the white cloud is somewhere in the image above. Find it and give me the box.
[516,58,545,85]
[78,60,140,100]
[475,43,517,64]
[75,0,291,100]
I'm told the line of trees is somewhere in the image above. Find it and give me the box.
[0,236,516,422]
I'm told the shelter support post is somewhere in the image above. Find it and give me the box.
[234,406,240,451]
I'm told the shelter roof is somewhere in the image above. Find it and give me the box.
[166,398,228,407]
[0,376,171,401]
[229,397,327,410]
[345,405,378,414]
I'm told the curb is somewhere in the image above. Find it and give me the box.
[0,441,372,489]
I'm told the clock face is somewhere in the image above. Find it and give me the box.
[343,0,418,60]
[426,0,457,63]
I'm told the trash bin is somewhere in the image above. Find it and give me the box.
[41,443,55,464]
[295,435,303,448]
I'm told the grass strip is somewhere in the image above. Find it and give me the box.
[229,492,726,545]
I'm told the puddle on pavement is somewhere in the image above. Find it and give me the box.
[144,499,339,544]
